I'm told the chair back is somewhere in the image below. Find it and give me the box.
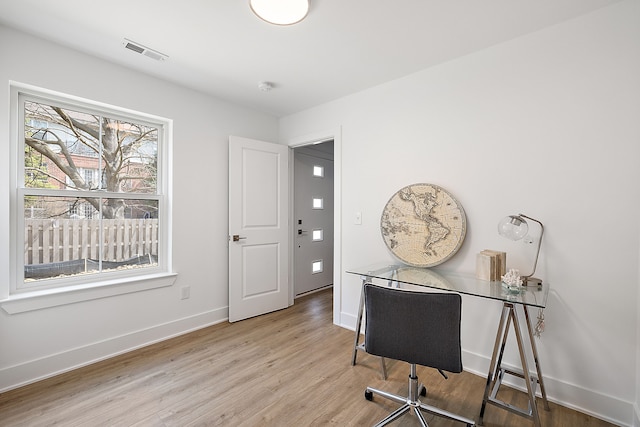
[364,283,462,373]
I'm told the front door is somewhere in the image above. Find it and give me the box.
[293,144,334,296]
[228,136,289,322]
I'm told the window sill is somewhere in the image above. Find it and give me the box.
[0,272,178,314]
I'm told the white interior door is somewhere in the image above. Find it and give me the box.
[228,136,289,322]
[293,147,334,296]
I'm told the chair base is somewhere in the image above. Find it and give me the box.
[365,365,475,427]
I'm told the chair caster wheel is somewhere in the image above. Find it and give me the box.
[420,386,427,397]
[365,390,374,401]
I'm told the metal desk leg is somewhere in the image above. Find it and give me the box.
[479,304,510,425]
[351,277,367,366]
[524,306,550,411]
[512,304,541,427]
[351,275,387,380]
[479,303,549,427]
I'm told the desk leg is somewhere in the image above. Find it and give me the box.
[479,303,548,427]
[479,304,510,425]
[351,277,367,366]
[524,306,550,411]
[351,276,387,380]
[512,304,541,427]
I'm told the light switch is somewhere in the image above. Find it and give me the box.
[355,212,362,225]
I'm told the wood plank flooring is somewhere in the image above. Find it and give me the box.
[0,289,615,426]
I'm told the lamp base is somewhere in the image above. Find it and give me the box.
[523,276,543,286]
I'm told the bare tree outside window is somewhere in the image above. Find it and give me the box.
[17,97,166,285]
[24,101,158,219]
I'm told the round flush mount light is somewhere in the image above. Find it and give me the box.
[250,0,309,26]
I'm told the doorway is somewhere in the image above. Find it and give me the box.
[293,140,334,297]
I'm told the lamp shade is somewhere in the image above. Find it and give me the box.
[498,215,529,241]
[250,0,309,25]
[497,213,544,285]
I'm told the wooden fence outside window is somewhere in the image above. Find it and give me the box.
[24,218,159,265]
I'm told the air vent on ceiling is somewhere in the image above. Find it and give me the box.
[123,39,168,61]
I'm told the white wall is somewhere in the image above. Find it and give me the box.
[0,25,278,390]
[280,1,640,425]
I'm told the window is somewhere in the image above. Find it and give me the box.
[312,260,323,274]
[312,229,323,241]
[8,83,173,302]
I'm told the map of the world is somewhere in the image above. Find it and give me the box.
[380,183,466,267]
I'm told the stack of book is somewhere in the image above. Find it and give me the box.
[476,249,506,281]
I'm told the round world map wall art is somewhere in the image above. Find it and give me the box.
[380,183,467,267]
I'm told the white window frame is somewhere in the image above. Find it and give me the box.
[2,82,175,314]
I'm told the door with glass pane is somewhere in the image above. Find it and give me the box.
[293,145,334,296]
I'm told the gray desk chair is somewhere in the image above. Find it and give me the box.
[363,283,476,427]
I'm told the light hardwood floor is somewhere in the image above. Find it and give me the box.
[0,289,615,426]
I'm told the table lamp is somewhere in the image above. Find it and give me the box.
[498,214,544,286]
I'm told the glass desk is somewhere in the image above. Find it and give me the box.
[347,263,550,427]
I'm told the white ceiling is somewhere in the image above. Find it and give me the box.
[0,0,620,117]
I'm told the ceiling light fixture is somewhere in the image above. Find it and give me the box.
[250,0,309,26]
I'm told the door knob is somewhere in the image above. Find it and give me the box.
[232,235,247,242]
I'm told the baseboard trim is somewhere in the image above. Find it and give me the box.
[0,306,228,393]
[340,310,357,331]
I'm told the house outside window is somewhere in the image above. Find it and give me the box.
[9,83,173,299]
